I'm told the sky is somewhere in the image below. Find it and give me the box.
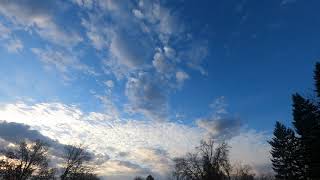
[0,0,319,179]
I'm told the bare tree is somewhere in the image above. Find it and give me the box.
[232,163,255,180]
[60,145,98,180]
[0,140,55,180]
[254,174,274,180]
[134,176,144,180]
[173,138,231,180]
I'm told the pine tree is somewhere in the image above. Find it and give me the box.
[269,121,301,180]
[292,93,318,179]
[310,63,320,179]
[290,63,320,179]
[314,62,320,98]
[146,175,154,180]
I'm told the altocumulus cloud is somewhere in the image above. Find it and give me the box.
[72,0,209,119]
[0,0,209,120]
[0,102,271,179]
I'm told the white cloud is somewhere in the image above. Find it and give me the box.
[0,21,23,53]
[31,47,97,80]
[132,9,144,19]
[81,15,110,50]
[5,38,23,53]
[0,101,200,178]
[0,101,272,178]
[73,0,210,122]
[0,0,82,48]
[125,73,168,121]
[104,80,114,88]
[209,96,228,115]
[0,101,272,179]
[229,130,272,175]
[163,46,176,60]
[0,22,11,39]
[152,51,172,75]
[175,71,189,84]
[109,31,151,70]
[196,117,242,140]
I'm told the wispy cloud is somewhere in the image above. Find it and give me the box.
[0,0,82,48]
[0,22,23,53]
[31,47,98,80]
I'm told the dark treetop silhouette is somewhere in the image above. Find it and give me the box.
[269,63,320,180]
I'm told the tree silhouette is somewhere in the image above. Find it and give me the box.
[0,140,55,180]
[173,138,231,180]
[233,163,255,180]
[291,63,320,179]
[268,121,301,179]
[269,63,320,179]
[134,176,144,180]
[60,144,98,180]
[146,175,154,180]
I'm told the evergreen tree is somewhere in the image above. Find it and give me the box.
[311,62,320,179]
[269,121,301,180]
[290,63,320,179]
[292,93,318,179]
[146,175,154,180]
[314,62,320,98]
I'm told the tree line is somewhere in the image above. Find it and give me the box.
[268,63,320,180]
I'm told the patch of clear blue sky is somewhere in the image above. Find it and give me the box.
[169,0,320,130]
[1,0,320,131]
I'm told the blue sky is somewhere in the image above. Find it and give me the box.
[0,0,319,179]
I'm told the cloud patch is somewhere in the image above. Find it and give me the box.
[31,47,97,80]
[0,0,82,47]
[0,101,272,178]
